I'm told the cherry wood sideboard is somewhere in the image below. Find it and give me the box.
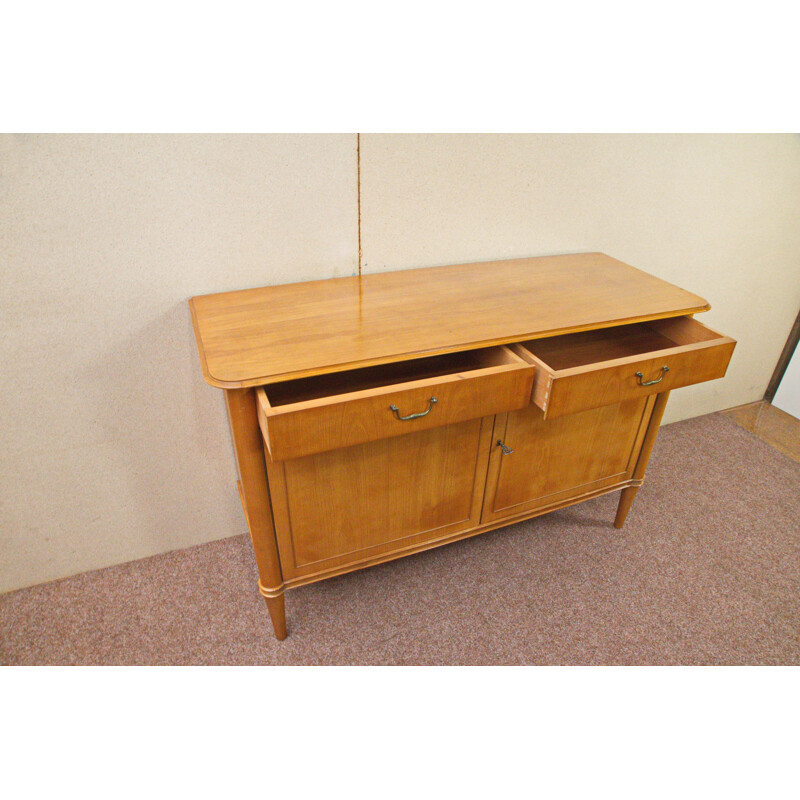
[189,253,736,639]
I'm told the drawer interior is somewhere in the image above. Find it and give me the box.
[263,346,523,407]
[517,316,722,371]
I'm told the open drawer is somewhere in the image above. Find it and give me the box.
[512,316,736,419]
[256,346,535,461]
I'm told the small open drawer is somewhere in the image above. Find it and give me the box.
[512,316,736,419]
[257,346,535,461]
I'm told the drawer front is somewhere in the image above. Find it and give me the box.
[541,342,734,417]
[517,317,735,419]
[258,349,535,461]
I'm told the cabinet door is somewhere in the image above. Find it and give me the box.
[481,397,654,524]
[266,416,494,580]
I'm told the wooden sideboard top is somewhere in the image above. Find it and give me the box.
[189,252,710,388]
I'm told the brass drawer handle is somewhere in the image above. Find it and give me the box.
[635,365,669,386]
[389,396,438,421]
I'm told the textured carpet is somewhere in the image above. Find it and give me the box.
[1,412,798,665]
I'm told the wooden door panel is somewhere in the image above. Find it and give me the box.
[482,397,653,523]
[266,416,493,579]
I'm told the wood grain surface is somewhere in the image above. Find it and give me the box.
[481,397,653,524]
[266,416,494,579]
[189,252,710,387]
[257,346,534,461]
[513,317,735,418]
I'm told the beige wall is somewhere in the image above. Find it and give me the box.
[2,133,799,592]
[0,134,358,592]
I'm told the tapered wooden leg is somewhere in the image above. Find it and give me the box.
[614,390,671,530]
[264,595,287,640]
[614,486,639,529]
[225,388,288,640]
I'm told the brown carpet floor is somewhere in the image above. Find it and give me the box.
[2,412,799,665]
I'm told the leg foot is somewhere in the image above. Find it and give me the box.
[265,595,287,640]
[614,486,639,529]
